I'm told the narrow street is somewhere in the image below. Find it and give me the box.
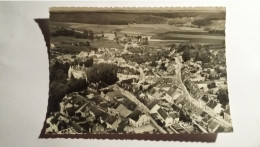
[174,56,232,129]
[115,85,167,134]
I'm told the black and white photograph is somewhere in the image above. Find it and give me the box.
[3,0,260,146]
[41,7,233,136]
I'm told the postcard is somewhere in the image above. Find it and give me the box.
[39,7,232,140]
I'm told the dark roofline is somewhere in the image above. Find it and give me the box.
[157,108,168,120]
[147,101,157,110]
[129,109,142,121]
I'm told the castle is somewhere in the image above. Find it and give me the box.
[68,64,88,80]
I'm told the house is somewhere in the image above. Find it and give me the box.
[199,95,209,110]
[175,96,189,108]
[128,109,150,127]
[147,100,160,114]
[57,127,77,134]
[107,105,118,116]
[167,87,182,100]
[89,105,104,118]
[206,100,223,114]
[161,92,173,104]
[145,70,155,77]
[104,91,126,102]
[197,83,208,92]
[70,122,85,133]
[201,113,212,124]
[99,112,109,124]
[156,108,173,127]
[171,103,181,112]
[168,112,180,124]
[115,104,132,118]
[207,119,220,133]
[151,91,162,99]
[45,115,59,133]
[106,115,121,130]
[117,120,128,132]
[91,123,105,133]
[60,97,73,116]
[75,103,89,118]
[223,108,232,123]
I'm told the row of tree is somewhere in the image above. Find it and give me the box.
[72,58,94,68]
[182,47,211,63]
[51,28,94,40]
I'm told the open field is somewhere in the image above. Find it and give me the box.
[51,22,204,35]
[51,22,225,44]
[152,33,224,40]
[51,36,123,49]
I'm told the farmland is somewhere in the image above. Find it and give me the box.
[51,22,225,44]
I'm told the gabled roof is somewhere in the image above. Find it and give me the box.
[100,112,109,121]
[157,108,168,120]
[202,115,212,123]
[66,107,75,116]
[200,111,208,117]
[106,91,125,100]
[171,103,181,111]
[71,123,84,133]
[122,99,137,111]
[152,91,162,98]
[151,113,159,119]
[50,114,60,124]
[214,125,225,133]
[201,95,209,103]
[208,119,219,131]
[206,100,218,109]
[146,100,158,110]
[169,112,179,119]
[145,70,154,76]
[116,104,132,118]
[121,78,135,84]
[166,87,178,97]
[89,105,103,117]
[118,121,128,132]
[129,109,142,122]
[106,115,117,125]
[224,108,230,115]
[75,103,88,112]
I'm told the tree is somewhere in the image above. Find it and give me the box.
[48,81,68,113]
[83,30,89,38]
[101,31,104,37]
[200,52,211,63]
[217,88,229,106]
[159,63,167,71]
[50,61,69,83]
[192,19,211,27]
[87,63,119,85]
[178,43,190,52]
[89,30,94,40]
[83,58,94,67]
[207,82,216,89]
[68,78,88,93]
[86,41,90,46]
[182,50,191,62]
[150,61,157,67]
[170,44,176,51]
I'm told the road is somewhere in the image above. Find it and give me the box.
[137,67,145,84]
[174,56,232,129]
[114,85,167,134]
